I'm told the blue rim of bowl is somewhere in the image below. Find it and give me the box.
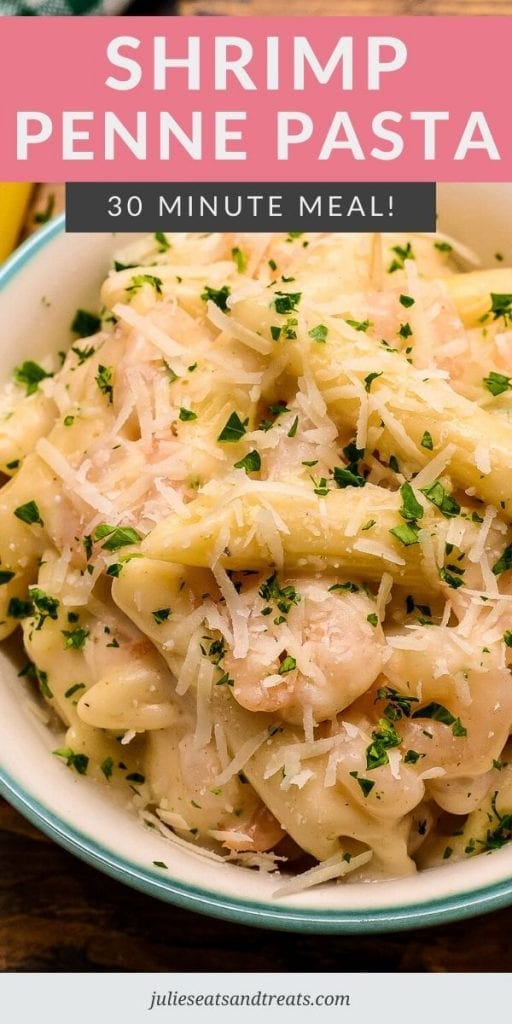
[2,216,512,933]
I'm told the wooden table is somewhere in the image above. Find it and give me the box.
[4,0,512,974]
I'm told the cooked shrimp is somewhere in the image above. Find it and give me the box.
[225,575,389,724]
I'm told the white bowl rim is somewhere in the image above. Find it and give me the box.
[2,215,512,934]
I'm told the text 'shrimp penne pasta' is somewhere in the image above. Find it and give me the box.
[3,229,512,890]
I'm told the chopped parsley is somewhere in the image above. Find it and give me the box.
[8,597,33,619]
[489,292,512,324]
[412,701,467,736]
[71,309,101,338]
[272,291,302,315]
[328,582,359,594]
[34,192,55,224]
[231,247,247,273]
[388,242,415,273]
[333,465,365,489]
[101,756,114,780]
[95,364,114,403]
[127,274,163,296]
[287,416,299,438]
[434,241,453,253]
[71,343,95,365]
[36,668,53,699]
[367,613,378,627]
[63,415,75,427]
[399,482,424,522]
[375,686,419,721]
[493,543,512,576]
[365,717,400,770]
[503,631,512,647]
[62,627,89,650]
[64,683,86,699]
[93,524,142,551]
[126,772,145,784]
[53,747,89,775]
[420,480,460,518]
[278,655,297,675]
[349,771,375,797]
[201,284,230,310]
[14,500,43,527]
[178,407,197,422]
[0,569,15,585]
[29,587,59,630]
[398,322,413,340]
[259,573,300,617]
[404,750,425,765]
[345,318,371,333]
[152,608,171,624]
[389,522,420,546]
[480,792,512,851]
[13,360,53,396]
[362,519,376,531]
[113,260,137,272]
[308,324,328,343]
[155,231,170,252]
[364,370,383,393]
[215,671,234,687]
[420,430,433,450]
[483,371,512,396]
[439,566,465,589]
[217,411,247,442]
[399,294,415,308]
[234,450,261,473]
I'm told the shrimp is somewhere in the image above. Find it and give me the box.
[225,574,389,725]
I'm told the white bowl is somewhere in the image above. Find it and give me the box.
[2,189,512,932]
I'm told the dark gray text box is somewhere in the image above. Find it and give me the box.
[66,182,436,233]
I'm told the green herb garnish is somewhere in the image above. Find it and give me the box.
[420,480,460,518]
[217,411,247,442]
[53,747,89,774]
[201,284,230,311]
[14,500,43,527]
[308,324,328,342]
[231,247,247,273]
[62,627,89,650]
[13,360,53,396]
[93,524,142,551]
[234,450,261,473]
[179,407,197,422]
[71,309,101,338]
[152,608,171,624]
[95,364,114,403]
[155,231,170,252]
[272,291,302,315]
[127,274,163,296]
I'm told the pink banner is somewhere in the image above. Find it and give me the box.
[0,16,509,182]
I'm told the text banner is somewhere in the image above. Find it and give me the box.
[0,17,511,182]
[65,181,436,231]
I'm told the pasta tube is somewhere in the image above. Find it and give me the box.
[442,268,512,327]
[230,291,512,516]
[142,482,445,589]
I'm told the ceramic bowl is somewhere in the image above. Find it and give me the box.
[2,186,512,932]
